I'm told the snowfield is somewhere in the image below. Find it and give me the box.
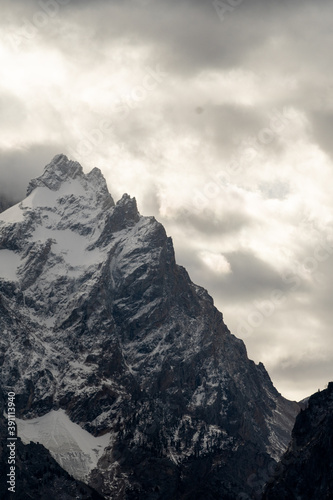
[17,409,112,482]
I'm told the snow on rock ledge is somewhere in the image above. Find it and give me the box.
[16,409,112,482]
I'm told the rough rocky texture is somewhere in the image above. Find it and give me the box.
[0,155,300,499]
[263,382,333,500]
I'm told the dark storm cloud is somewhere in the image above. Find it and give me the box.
[174,208,251,236]
[308,111,333,160]
[54,0,333,78]
[269,358,333,400]
[4,0,333,94]
[223,251,291,298]
[64,0,260,75]
[0,144,63,202]
[1,0,318,75]
[175,247,293,304]
[164,104,275,160]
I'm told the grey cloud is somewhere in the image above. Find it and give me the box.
[174,208,252,237]
[269,358,333,401]
[4,0,333,66]
[53,0,333,78]
[20,0,333,167]
[140,184,161,216]
[218,250,296,301]
[175,247,293,305]
[200,104,289,159]
[308,110,333,160]
[0,144,63,202]
[162,104,274,160]
[0,0,289,74]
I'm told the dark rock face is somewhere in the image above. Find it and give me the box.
[263,382,333,500]
[0,155,300,499]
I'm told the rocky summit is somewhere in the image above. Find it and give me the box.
[0,154,300,499]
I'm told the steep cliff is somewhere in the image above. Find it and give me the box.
[263,382,333,500]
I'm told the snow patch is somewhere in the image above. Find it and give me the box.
[16,409,112,482]
[31,227,102,268]
[0,249,21,280]
[191,385,206,406]
[0,203,25,223]
[22,181,87,210]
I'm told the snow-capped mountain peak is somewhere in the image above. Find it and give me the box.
[26,153,114,209]
[0,156,300,499]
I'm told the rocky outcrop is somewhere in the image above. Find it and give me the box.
[0,155,300,499]
[263,382,333,499]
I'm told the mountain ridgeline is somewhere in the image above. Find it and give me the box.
[263,382,333,500]
[0,155,300,499]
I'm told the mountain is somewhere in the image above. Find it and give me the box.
[0,154,300,499]
[263,382,333,499]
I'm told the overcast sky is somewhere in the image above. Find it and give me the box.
[1,0,333,401]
